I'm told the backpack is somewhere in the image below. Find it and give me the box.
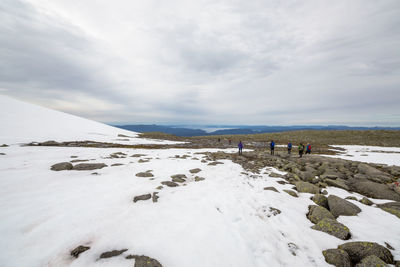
[307,144,311,150]
[288,143,292,148]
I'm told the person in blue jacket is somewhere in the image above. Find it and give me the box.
[270,140,275,155]
[306,144,311,154]
[238,140,243,155]
[287,142,292,154]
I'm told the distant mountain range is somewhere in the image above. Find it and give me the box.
[113,124,400,137]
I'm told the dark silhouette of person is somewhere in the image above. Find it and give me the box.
[238,141,243,155]
[298,143,305,158]
[288,142,292,154]
[270,140,275,155]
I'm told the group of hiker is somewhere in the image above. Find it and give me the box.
[237,140,311,157]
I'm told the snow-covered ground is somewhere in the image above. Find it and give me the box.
[1,96,400,266]
[326,145,400,166]
[0,95,180,145]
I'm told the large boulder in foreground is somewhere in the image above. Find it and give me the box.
[338,241,393,264]
[311,218,350,240]
[327,195,361,218]
[51,162,73,171]
[295,181,320,194]
[322,249,351,267]
[73,163,107,171]
[347,179,400,201]
[307,205,335,224]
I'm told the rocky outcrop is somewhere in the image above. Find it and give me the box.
[327,195,361,218]
[73,163,107,171]
[51,162,73,171]
[307,205,335,224]
[347,179,400,201]
[322,249,351,267]
[311,218,351,240]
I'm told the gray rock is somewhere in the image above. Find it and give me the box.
[325,178,350,191]
[152,192,159,203]
[73,163,107,171]
[338,241,394,264]
[111,163,124,167]
[295,181,320,194]
[347,179,400,201]
[360,197,373,206]
[311,218,351,240]
[269,172,284,178]
[357,163,393,183]
[70,159,90,163]
[41,140,60,146]
[189,168,202,174]
[264,187,279,193]
[283,189,298,197]
[133,194,152,203]
[377,202,400,219]
[208,161,224,166]
[312,194,329,209]
[125,254,162,267]
[171,174,186,183]
[345,196,358,201]
[322,249,351,267]
[355,255,388,267]
[51,162,73,171]
[70,245,90,258]
[136,172,154,177]
[307,205,335,224]
[161,181,179,187]
[99,249,128,259]
[328,195,361,218]
[194,176,205,182]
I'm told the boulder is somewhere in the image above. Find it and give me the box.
[359,197,373,206]
[345,196,358,201]
[51,162,73,171]
[133,194,152,203]
[269,172,284,178]
[355,255,387,267]
[307,205,335,224]
[325,178,350,191]
[327,195,361,218]
[377,202,400,219]
[338,241,393,264]
[161,181,179,187]
[70,245,90,258]
[152,192,159,203]
[347,179,400,201]
[322,249,351,267]
[311,218,351,240]
[189,168,201,174]
[311,194,329,209]
[136,172,154,177]
[73,163,107,171]
[194,176,205,182]
[125,255,162,267]
[357,163,393,183]
[99,249,128,259]
[264,187,279,193]
[295,181,320,194]
[283,190,298,197]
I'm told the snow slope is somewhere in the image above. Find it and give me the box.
[326,145,400,166]
[0,95,179,145]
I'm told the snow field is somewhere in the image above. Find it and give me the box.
[1,145,399,266]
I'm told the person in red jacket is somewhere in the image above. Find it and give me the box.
[306,144,311,154]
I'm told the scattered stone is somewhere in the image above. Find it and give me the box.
[208,161,224,166]
[156,186,163,190]
[133,194,152,203]
[70,159,90,163]
[136,172,154,177]
[264,186,279,193]
[338,241,393,264]
[70,245,90,258]
[110,152,127,158]
[73,163,107,171]
[138,159,150,163]
[70,156,78,158]
[1,144,9,147]
[161,181,179,187]
[327,195,361,218]
[152,192,159,203]
[287,242,299,256]
[311,194,329,209]
[111,163,124,167]
[283,189,298,197]
[295,181,320,194]
[345,196,358,201]
[40,140,60,146]
[99,249,128,259]
[91,172,99,175]
[311,218,351,240]
[277,180,288,185]
[360,197,373,206]
[131,154,146,157]
[268,207,281,217]
[51,162,73,171]
[321,190,328,195]
[322,249,351,267]
[269,172,284,178]
[385,242,394,250]
[171,174,186,183]
[125,254,162,267]
[194,176,205,182]
[189,168,202,174]
[0,153,5,155]
[307,205,335,224]
[355,255,387,267]
[325,178,350,191]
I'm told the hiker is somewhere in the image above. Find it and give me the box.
[306,144,311,154]
[288,142,292,154]
[218,138,221,143]
[238,140,243,155]
[269,140,275,155]
[298,143,305,158]
[228,139,232,145]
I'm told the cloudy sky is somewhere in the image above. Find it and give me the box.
[1,0,400,126]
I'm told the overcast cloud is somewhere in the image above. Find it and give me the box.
[1,0,400,125]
